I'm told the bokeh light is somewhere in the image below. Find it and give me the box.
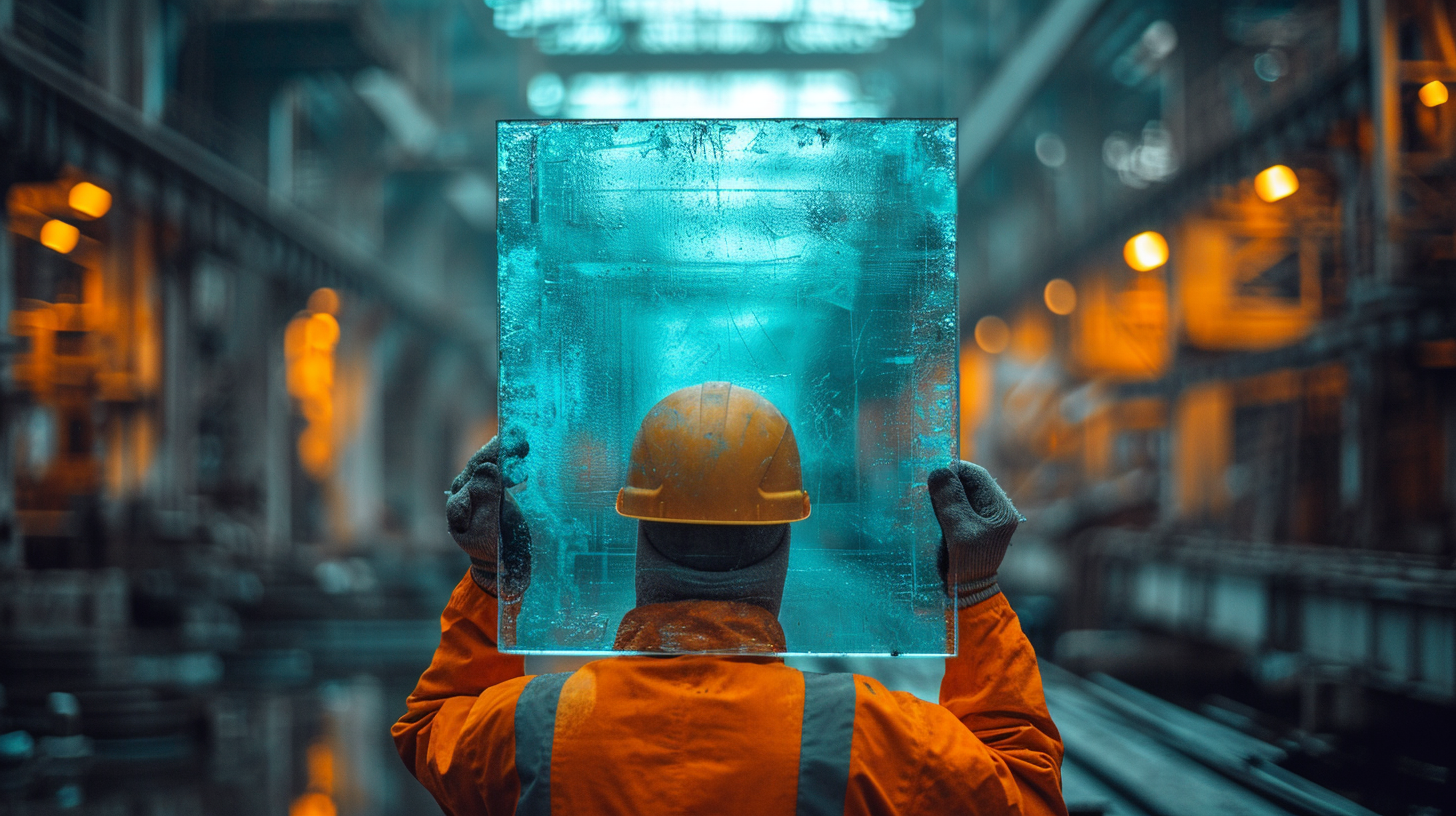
[39,220,79,254]
[308,287,340,315]
[974,315,1010,354]
[1420,80,1450,107]
[1254,165,1299,203]
[1044,279,1077,315]
[67,181,112,219]
[1123,231,1168,271]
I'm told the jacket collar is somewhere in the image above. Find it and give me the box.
[612,600,787,654]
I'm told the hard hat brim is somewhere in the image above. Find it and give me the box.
[615,487,811,525]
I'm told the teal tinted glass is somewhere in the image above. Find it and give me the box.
[497,119,957,655]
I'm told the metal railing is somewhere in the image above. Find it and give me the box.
[12,0,88,75]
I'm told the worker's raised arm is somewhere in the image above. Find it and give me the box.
[929,462,1067,816]
[392,571,524,815]
[940,594,1065,815]
[392,436,532,815]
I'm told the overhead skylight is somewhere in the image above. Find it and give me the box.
[527,71,888,117]
[488,0,921,54]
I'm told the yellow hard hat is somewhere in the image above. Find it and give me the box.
[616,382,811,525]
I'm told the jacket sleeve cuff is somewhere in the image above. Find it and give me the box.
[949,574,1001,608]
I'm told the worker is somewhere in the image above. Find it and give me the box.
[394,382,1065,816]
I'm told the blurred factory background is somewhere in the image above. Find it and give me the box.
[0,0,1452,814]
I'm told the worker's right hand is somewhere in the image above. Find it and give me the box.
[446,432,532,598]
[927,461,1022,607]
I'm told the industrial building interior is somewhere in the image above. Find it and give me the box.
[0,0,1453,814]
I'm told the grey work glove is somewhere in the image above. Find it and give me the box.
[445,433,531,598]
[927,461,1022,608]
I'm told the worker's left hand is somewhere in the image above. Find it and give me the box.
[927,461,1022,607]
[446,432,532,597]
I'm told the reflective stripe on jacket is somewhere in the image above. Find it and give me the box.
[393,572,1067,816]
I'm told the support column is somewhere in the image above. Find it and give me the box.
[1368,0,1401,286]
[1341,354,1380,548]
[0,225,18,570]
[264,303,291,559]
[159,261,194,507]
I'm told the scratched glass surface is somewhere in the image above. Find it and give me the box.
[497,119,958,655]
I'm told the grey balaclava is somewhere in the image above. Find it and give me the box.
[634,520,791,616]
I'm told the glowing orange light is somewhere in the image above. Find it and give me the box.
[285,316,310,359]
[303,356,334,395]
[306,313,340,350]
[308,287,340,315]
[1043,279,1077,315]
[288,297,340,481]
[301,398,334,423]
[289,792,336,816]
[1420,80,1450,107]
[1123,231,1169,271]
[286,361,307,397]
[287,355,333,399]
[974,316,1010,354]
[1009,308,1053,363]
[306,744,334,796]
[298,427,332,477]
[68,182,112,219]
[39,220,80,254]
[1254,165,1299,203]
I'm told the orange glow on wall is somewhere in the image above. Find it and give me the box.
[1178,218,1320,350]
[306,743,335,795]
[67,182,112,219]
[959,345,994,461]
[302,398,334,423]
[288,738,337,816]
[1174,383,1231,519]
[6,175,163,510]
[287,303,341,479]
[1420,80,1450,107]
[285,318,308,359]
[1043,278,1077,315]
[39,220,79,254]
[1123,231,1168,271]
[289,792,336,816]
[1072,271,1169,380]
[1254,165,1299,203]
[296,427,329,474]
[974,315,1010,354]
[1010,307,1053,363]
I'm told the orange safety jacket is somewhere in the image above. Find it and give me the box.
[394,571,1066,816]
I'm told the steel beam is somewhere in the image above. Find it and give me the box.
[957,0,1107,181]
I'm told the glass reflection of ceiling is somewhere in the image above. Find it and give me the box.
[529,70,887,118]
[487,0,922,54]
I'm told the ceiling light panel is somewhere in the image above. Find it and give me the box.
[488,0,921,54]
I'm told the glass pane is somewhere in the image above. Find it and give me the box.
[497,119,957,655]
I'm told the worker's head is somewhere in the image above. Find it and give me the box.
[616,382,810,616]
